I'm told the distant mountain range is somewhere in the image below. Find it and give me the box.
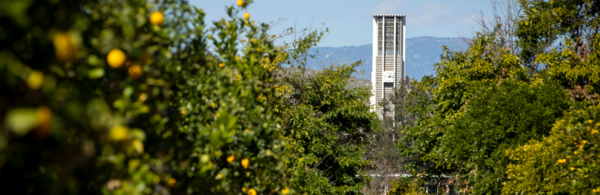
[305,36,470,80]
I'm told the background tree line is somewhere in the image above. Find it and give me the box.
[387,0,600,194]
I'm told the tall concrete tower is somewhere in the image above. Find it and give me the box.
[370,15,406,119]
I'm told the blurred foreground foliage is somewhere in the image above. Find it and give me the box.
[0,0,379,194]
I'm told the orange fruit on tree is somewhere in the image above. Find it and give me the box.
[281,187,290,194]
[241,158,249,169]
[107,49,126,68]
[237,0,243,6]
[53,32,76,62]
[150,12,164,25]
[168,178,176,186]
[227,154,235,163]
[244,12,250,20]
[247,188,256,195]
[128,64,142,79]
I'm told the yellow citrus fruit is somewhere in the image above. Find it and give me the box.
[237,0,244,6]
[27,71,44,90]
[53,32,76,62]
[109,125,130,141]
[227,154,235,163]
[241,158,249,169]
[168,178,176,186]
[181,110,186,115]
[242,187,247,192]
[247,189,256,195]
[107,49,126,68]
[219,63,224,68]
[131,139,144,153]
[558,159,567,164]
[570,167,575,171]
[244,12,250,20]
[150,12,164,25]
[128,64,142,79]
[281,187,290,194]
[217,173,222,179]
[138,93,148,102]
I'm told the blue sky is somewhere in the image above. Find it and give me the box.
[189,0,495,47]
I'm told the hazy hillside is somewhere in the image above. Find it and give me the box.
[306,36,469,80]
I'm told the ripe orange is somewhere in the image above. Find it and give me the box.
[53,32,76,62]
[168,178,176,186]
[107,49,126,68]
[128,64,142,79]
[241,158,249,169]
[150,12,164,25]
[227,154,235,163]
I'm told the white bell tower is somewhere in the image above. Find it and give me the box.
[370,14,406,119]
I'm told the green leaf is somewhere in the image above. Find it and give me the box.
[5,108,38,136]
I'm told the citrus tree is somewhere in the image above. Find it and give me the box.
[504,104,600,194]
[0,0,291,194]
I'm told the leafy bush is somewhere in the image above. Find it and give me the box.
[437,80,570,193]
[393,0,600,193]
[388,177,424,195]
[505,104,600,194]
[0,0,381,194]
[0,0,289,193]
[279,61,380,194]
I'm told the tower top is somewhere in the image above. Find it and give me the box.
[373,14,406,18]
